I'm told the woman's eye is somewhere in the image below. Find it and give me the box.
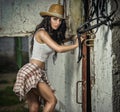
[52,17,62,22]
[53,17,58,20]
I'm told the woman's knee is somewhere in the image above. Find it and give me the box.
[49,95,57,106]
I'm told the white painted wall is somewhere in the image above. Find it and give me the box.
[90,1,114,111]
[91,26,113,112]
[47,42,83,112]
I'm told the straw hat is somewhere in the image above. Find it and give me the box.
[40,4,64,19]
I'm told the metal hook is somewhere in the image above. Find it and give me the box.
[85,38,94,47]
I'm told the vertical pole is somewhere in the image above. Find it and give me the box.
[15,37,22,69]
[82,0,91,111]
[82,35,87,112]
[86,36,91,112]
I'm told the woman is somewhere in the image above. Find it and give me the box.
[13,3,83,112]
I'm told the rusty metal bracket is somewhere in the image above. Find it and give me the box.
[76,81,83,104]
[85,38,94,47]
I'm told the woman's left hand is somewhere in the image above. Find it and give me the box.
[74,34,86,43]
[80,34,86,43]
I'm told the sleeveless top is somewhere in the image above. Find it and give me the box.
[31,30,54,62]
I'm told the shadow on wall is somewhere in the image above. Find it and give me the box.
[0,37,29,73]
[0,55,18,73]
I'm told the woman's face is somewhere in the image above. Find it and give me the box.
[50,16,62,30]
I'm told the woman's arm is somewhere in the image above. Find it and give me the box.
[64,34,85,43]
[63,34,76,43]
[38,30,78,53]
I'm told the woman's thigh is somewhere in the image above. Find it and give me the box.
[37,82,56,102]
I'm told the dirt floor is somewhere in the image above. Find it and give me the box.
[0,72,28,112]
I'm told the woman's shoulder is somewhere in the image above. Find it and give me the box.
[35,28,46,36]
[35,28,49,43]
[37,28,49,37]
[36,28,45,33]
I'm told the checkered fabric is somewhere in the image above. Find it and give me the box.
[13,63,53,101]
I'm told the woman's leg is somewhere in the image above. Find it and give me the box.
[37,82,57,112]
[26,89,40,112]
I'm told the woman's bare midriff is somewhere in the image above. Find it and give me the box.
[30,59,45,70]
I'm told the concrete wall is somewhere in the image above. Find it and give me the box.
[91,26,113,112]
[91,0,120,112]
[111,0,120,111]
[0,0,57,37]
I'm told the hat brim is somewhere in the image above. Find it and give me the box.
[40,12,64,19]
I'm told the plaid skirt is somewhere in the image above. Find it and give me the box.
[13,63,53,101]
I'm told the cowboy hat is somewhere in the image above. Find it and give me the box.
[40,4,64,19]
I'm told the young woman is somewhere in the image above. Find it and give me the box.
[13,3,84,112]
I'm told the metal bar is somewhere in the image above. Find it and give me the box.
[82,35,87,112]
[15,37,23,69]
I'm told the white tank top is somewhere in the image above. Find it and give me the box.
[31,37,54,62]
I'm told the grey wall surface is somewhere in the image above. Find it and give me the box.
[0,0,57,37]
[91,26,113,112]
[91,0,120,112]
[0,37,14,56]
[91,2,113,112]
[111,0,120,111]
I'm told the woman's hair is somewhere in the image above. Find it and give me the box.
[35,16,66,43]
[31,16,67,63]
